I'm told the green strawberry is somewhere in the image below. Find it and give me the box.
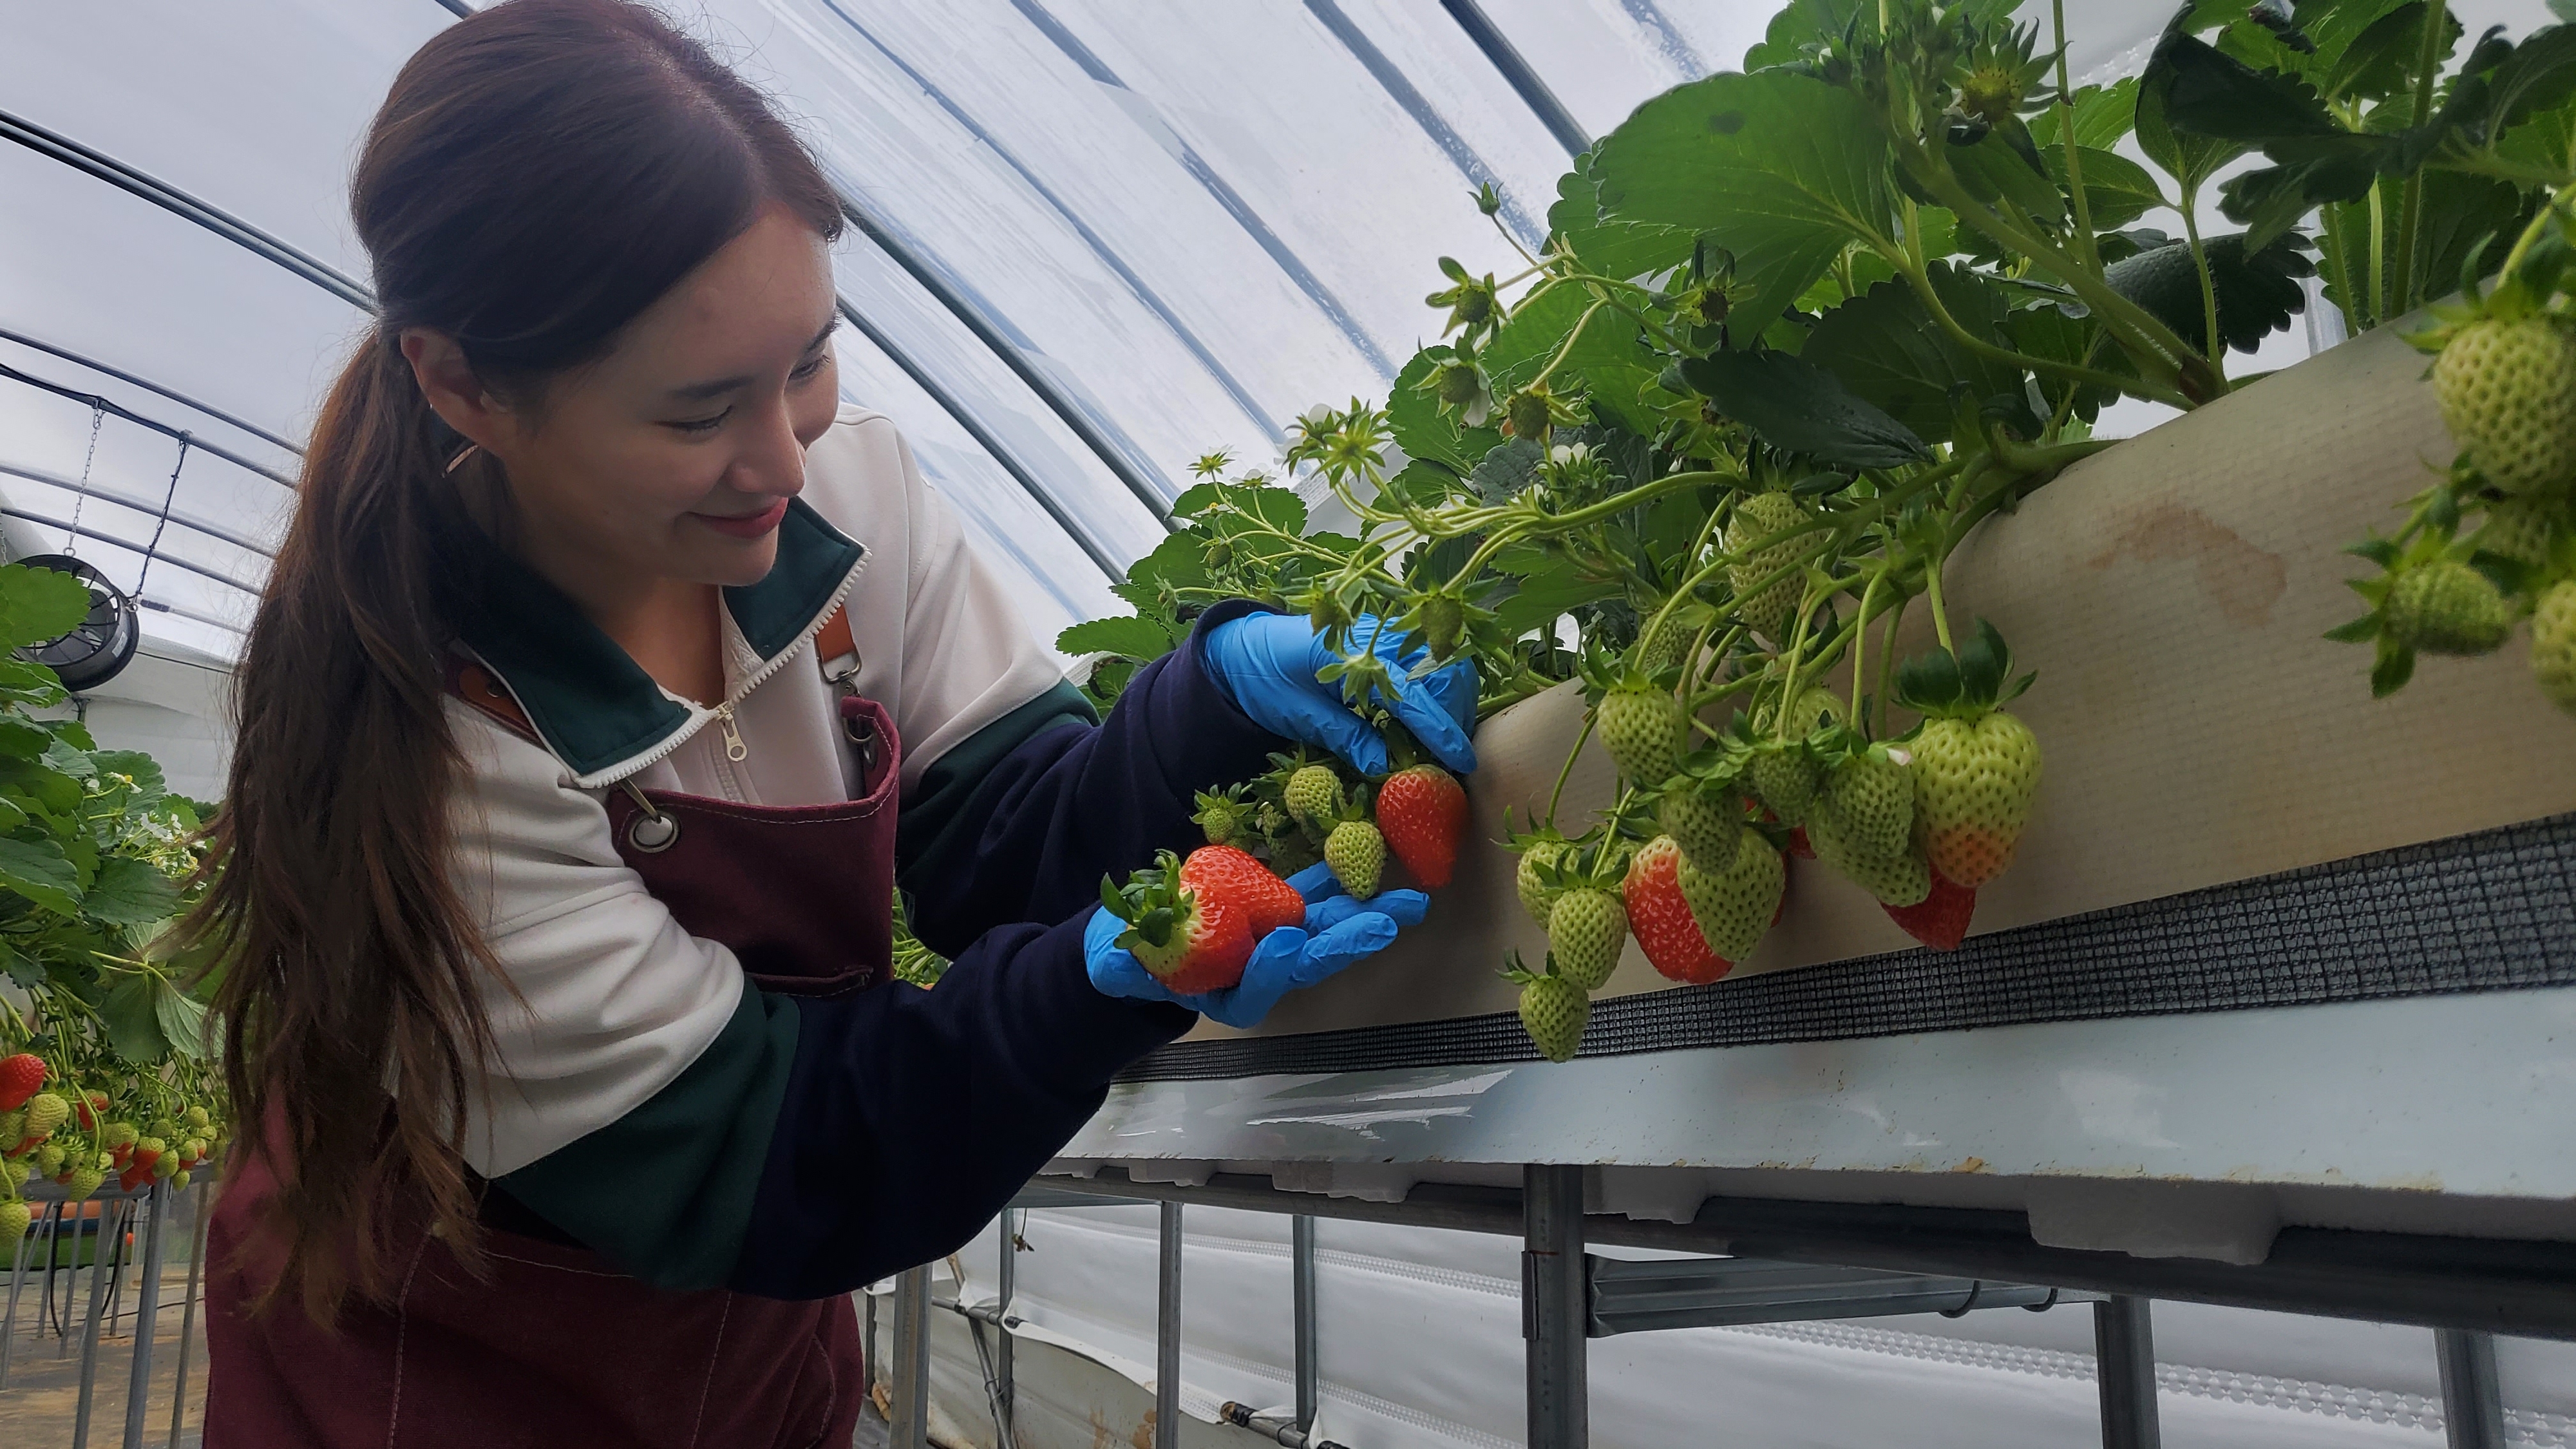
[2385,560,2514,656]
[1515,834,1574,925]
[1657,783,1740,875]
[1325,819,1387,899]
[1911,711,2041,889]
[65,1165,102,1202]
[1597,681,1687,786]
[2474,498,2559,570]
[1636,601,1714,673]
[1747,746,1817,826]
[1546,887,1628,991]
[1819,750,1914,860]
[1676,829,1785,962]
[0,1198,27,1247]
[2531,579,2576,714]
[1284,766,1342,833]
[2434,316,2576,495]
[33,1144,62,1177]
[1774,686,1844,737]
[1503,956,1589,1064]
[171,1170,191,1191]
[1193,786,1254,848]
[1727,491,1813,644]
[184,1106,211,1130]
[1808,811,1931,906]
[21,1093,67,1139]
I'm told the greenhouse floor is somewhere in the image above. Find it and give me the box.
[1,1259,207,1448]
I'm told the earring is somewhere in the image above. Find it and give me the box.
[444,443,481,475]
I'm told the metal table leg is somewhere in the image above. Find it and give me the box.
[1156,1200,1183,1449]
[123,1182,169,1449]
[887,1266,932,1449]
[2436,1328,2506,1449]
[996,1209,1016,1445]
[1522,1165,1586,1449]
[74,1198,128,1449]
[167,1177,211,1449]
[1292,1214,1318,1437]
[0,1197,42,1390]
[2093,1296,2162,1449]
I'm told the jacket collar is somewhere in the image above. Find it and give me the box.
[453,498,865,786]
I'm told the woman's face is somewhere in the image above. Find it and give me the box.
[410,202,841,603]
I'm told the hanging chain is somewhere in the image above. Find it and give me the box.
[64,401,104,557]
[131,433,189,601]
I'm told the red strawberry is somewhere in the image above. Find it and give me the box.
[0,1054,43,1112]
[1374,764,1467,888]
[1623,837,1732,985]
[74,1091,108,1133]
[1787,826,1812,860]
[1179,844,1308,937]
[120,1164,151,1193]
[1101,850,1256,995]
[1883,866,1976,951]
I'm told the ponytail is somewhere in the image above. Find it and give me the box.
[187,328,504,1318]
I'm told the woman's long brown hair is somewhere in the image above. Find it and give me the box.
[183,0,841,1320]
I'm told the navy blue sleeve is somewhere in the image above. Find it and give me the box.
[728,909,1189,1298]
[896,600,1282,958]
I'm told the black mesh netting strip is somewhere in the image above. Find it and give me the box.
[1119,811,2576,1083]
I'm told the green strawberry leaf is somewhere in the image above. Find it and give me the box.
[0,835,82,917]
[2324,613,2385,643]
[1055,615,1180,661]
[2371,634,2417,697]
[155,977,209,1061]
[0,565,95,652]
[1588,71,1893,334]
[99,974,169,1065]
[1678,350,1929,469]
[82,857,180,930]
[2345,537,2403,567]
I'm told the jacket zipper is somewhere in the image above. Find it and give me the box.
[569,552,867,790]
[715,702,748,762]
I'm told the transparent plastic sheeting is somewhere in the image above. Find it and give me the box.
[912,1204,2576,1449]
[3,0,2563,665]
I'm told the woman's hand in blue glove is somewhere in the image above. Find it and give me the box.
[1086,862,1429,1029]
[1200,612,1477,777]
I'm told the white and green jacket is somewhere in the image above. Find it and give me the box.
[439,403,1278,1296]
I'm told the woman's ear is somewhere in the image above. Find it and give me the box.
[398,328,511,453]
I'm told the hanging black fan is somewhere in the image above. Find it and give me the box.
[15,554,139,692]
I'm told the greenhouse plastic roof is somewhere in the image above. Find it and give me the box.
[0,0,2544,659]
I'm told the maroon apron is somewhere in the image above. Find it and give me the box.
[205,628,899,1449]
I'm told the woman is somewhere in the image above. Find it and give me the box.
[189,3,1475,1444]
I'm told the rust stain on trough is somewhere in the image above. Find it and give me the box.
[2086,502,2288,627]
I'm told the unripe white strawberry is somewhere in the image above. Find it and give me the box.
[2434,316,2576,495]
[2531,580,2576,714]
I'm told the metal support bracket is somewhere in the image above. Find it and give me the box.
[1585,1254,2088,1336]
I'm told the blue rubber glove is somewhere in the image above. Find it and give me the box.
[1200,612,1477,777]
[1086,862,1430,1029]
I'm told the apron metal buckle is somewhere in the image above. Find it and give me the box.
[620,781,680,854]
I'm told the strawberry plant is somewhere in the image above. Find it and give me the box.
[1068,1,2576,1060]
[0,562,227,1224]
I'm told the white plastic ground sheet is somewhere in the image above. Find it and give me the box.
[869,1206,2576,1449]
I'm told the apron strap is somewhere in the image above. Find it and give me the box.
[815,603,860,694]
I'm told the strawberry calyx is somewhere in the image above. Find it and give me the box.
[1098,850,1196,956]
[1891,618,2032,722]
